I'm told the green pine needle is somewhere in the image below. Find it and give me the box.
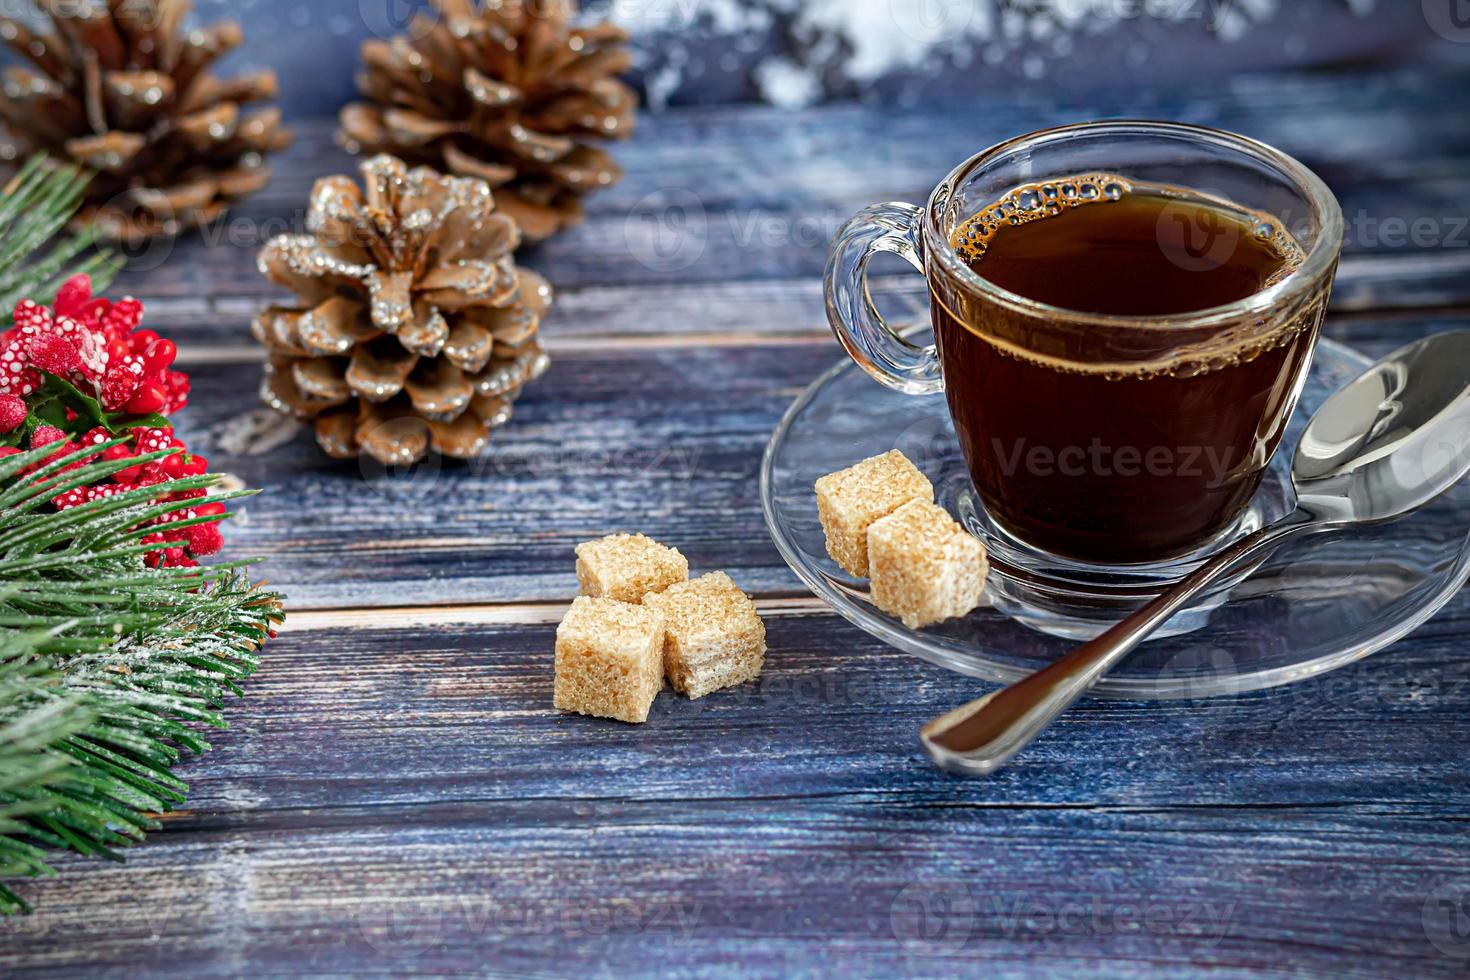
[0,160,282,914]
[0,443,284,915]
[0,156,118,317]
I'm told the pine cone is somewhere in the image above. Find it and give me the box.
[0,0,293,244]
[338,0,636,244]
[254,154,552,466]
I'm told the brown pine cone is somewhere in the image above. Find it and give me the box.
[0,0,293,244]
[254,154,551,466]
[339,0,636,244]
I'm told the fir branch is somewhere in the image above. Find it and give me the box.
[0,446,284,915]
[0,152,279,915]
[0,156,117,318]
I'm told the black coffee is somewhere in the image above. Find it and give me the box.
[933,175,1321,563]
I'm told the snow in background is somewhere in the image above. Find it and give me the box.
[615,0,1397,109]
[165,0,1431,115]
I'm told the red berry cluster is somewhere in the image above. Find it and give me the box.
[0,423,223,568]
[0,276,225,569]
[0,274,188,414]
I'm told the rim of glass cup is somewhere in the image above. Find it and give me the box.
[923,120,1346,331]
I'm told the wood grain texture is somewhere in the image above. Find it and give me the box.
[63,609,1470,813]
[5,804,1466,978]
[7,63,1470,977]
[113,66,1470,355]
[182,340,826,609]
[3,612,1469,976]
[172,308,1466,610]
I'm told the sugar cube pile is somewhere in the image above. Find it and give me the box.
[554,533,767,723]
[815,450,988,628]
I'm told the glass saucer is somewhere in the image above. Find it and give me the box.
[761,337,1470,699]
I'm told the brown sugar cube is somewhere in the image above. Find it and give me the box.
[576,532,689,603]
[643,572,766,699]
[868,499,988,630]
[814,450,934,576]
[554,596,666,724]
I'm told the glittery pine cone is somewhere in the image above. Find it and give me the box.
[253,154,551,466]
[0,0,293,244]
[338,0,636,244]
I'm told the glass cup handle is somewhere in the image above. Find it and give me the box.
[824,202,944,395]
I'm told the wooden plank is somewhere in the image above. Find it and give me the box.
[80,606,1470,814]
[181,339,831,609]
[144,253,1470,368]
[276,596,828,633]
[144,67,1470,220]
[4,802,1466,977]
[105,65,1470,354]
[1320,306,1470,357]
[3,611,1469,975]
[174,309,1469,611]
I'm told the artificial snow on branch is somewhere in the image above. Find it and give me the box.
[0,154,283,915]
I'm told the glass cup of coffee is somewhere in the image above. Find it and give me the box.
[826,121,1343,577]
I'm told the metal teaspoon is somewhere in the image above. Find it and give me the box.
[921,330,1470,776]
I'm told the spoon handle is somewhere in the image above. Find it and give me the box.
[920,511,1318,776]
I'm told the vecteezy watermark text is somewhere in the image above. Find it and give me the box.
[1424,0,1470,43]
[355,892,702,958]
[623,187,847,273]
[992,438,1240,484]
[889,879,1238,954]
[1424,876,1470,959]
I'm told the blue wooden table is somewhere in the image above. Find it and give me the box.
[3,65,1470,977]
